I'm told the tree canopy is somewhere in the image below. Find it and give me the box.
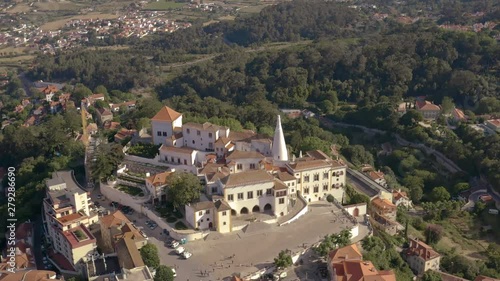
[166,172,202,209]
[139,243,160,269]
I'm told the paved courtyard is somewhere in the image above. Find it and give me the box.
[90,188,370,280]
[137,203,368,280]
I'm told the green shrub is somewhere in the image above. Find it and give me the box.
[166,217,177,223]
[173,210,183,219]
[174,221,188,230]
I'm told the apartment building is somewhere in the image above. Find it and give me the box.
[405,238,441,276]
[43,171,98,268]
[182,122,230,152]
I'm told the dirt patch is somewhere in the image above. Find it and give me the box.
[40,12,120,31]
[6,4,32,13]
[34,1,82,11]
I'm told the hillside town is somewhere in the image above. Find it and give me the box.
[0,10,191,53]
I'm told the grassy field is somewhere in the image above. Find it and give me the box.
[144,0,185,10]
[0,54,35,64]
[40,12,119,31]
[34,1,83,11]
[238,4,270,14]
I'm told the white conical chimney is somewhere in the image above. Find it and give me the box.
[272,115,288,162]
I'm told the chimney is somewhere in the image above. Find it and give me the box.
[217,167,222,172]
[426,251,430,259]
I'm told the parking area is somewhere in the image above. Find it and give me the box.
[92,188,369,280]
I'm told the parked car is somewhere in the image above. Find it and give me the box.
[175,246,185,255]
[170,241,179,248]
[182,251,192,259]
[172,268,177,277]
[96,194,102,199]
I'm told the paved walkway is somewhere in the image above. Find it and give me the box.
[141,203,370,280]
[277,196,307,224]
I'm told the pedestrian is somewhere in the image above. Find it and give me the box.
[231,260,233,264]
[200,270,203,276]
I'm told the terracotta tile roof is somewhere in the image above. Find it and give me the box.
[226,150,265,160]
[331,259,396,281]
[287,159,332,171]
[199,164,231,183]
[188,201,215,211]
[221,170,274,188]
[100,210,130,228]
[215,137,231,146]
[273,179,288,190]
[114,128,136,141]
[453,108,466,120]
[97,107,112,116]
[57,212,85,225]
[116,237,144,269]
[228,130,258,142]
[276,171,296,182]
[368,170,385,181]
[406,238,440,261]
[214,200,232,212]
[160,145,194,155]
[184,122,228,131]
[392,189,408,201]
[486,119,500,127]
[371,197,396,210]
[329,244,363,262]
[151,106,182,122]
[306,150,331,160]
[104,121,121,130]
[145,171,173,187]
[416,100,441,111]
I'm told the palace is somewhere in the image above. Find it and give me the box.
[149,106,348,233]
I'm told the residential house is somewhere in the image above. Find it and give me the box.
[151,106,182,145]
[452,108,467,122]
[37,85,59,102]
[392,189,412,208]
[42,171,98,270]
[415,100,441,120]
[366,169,387,188]
[99,211,147,254]
[95,107,113,125]
[114,128,136,143]
[185,199,232,233]
[405,238,441,276]
[370,192,400,235]
[82,94,105,109]
[159,146,197,168]
[110,100,136,112]
[86,123,98,135]
[485,119,500,133]
[145,171,173,203]
[327,243,396,281]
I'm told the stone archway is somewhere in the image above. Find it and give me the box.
[231,209,237,216]
[353,208,359,217]
[252,205,260,213]
[240,207,249,214]
[264,203,272,211]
